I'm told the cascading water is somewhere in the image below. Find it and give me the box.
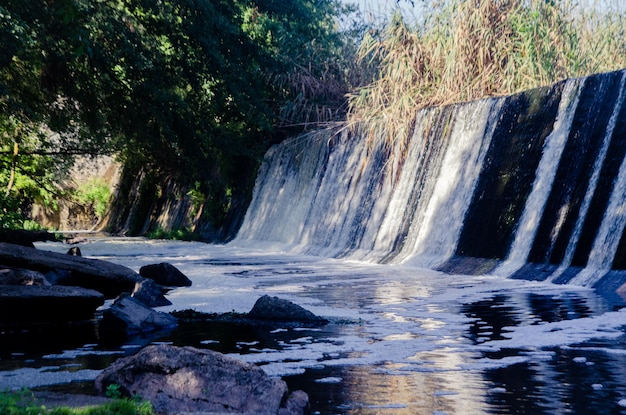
[399,99,501,268]
[496,79,583,277]
[236,69,626,289]
[554,72,626,285]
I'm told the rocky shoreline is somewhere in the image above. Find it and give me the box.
[1,231,326,414]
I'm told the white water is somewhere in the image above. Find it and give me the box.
[496,79,583,277]
[237,99,504,265]
[402,99,501,268]
[560,74,626,268]
[555,72,626,285]
[238,70,626,287]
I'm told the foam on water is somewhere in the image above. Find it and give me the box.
[0,238,622,414]
[5,238,624,396]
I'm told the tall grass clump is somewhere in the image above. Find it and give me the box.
[348,0,626,149]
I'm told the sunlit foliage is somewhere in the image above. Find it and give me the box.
[349,0,626,148]
[0,0,356,231]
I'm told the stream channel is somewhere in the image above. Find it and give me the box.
[2,237,626,414]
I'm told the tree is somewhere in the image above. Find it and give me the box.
[0,0,357,233]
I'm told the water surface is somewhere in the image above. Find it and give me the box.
[2,238,626,414]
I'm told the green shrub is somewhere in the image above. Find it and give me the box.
[74,179,111,219]
[146,226,199,241]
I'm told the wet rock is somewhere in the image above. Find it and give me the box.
[43,269,72,285]
[0,242,142,298]
[66,247,82,256]
[0,229,57,248]
[248,295,327,323]
[0,268,50,286]
[131,278,172,307]
[99,294,177,335]
[0,285,104,325]
[95,344,309,415]
[139,262,192,287]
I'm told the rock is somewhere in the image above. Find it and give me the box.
[139,262,192,287]
[99,294,177,335]
[0,284,104,325]
[280,390,310,415]
[67,247,82,256]
[0,229,57,248]
[43,269,73,285]
[95,344,309,415]
[131,278,172,307]
[0,268,50,286]
[248,295,327,323]
[0,242,142,298]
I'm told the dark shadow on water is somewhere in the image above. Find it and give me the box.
[2,290,626,414]
[480,340,626,415]
[461,291,626,414]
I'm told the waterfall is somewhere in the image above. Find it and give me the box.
[400,99,501,268]
[567,73,626,285]
[235,69,626,288]
[547,72,626,285]
[495,79,583,276]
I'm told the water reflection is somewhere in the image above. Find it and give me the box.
[479,341,626,415]
[463,294,521,343]
[286,364,489,415]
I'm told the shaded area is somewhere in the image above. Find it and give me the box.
[456,84,563,260]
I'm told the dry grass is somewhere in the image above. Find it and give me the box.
[348,0,626,148]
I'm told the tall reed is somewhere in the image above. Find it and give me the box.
[348,0,626,148]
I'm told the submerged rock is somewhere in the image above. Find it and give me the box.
[248,295,327,323]
[95,344,309,415]
[139,262,192,287]
[99,293,177,335]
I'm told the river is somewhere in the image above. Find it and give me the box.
[2,237,626,414]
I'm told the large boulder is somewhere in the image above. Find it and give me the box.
[99,294,177,335]
[248,295,327,323]
[0,242,142,298]
[139,262,192,287]
[95,344,309,415]
[0,284,104,325]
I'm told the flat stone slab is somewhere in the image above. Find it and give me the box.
[0,242,142,297]
[0,284,104,325]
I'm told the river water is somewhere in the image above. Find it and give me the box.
[3,237,626,414]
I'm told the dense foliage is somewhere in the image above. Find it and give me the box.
[0,0,357,230]
[3,0,624,234]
